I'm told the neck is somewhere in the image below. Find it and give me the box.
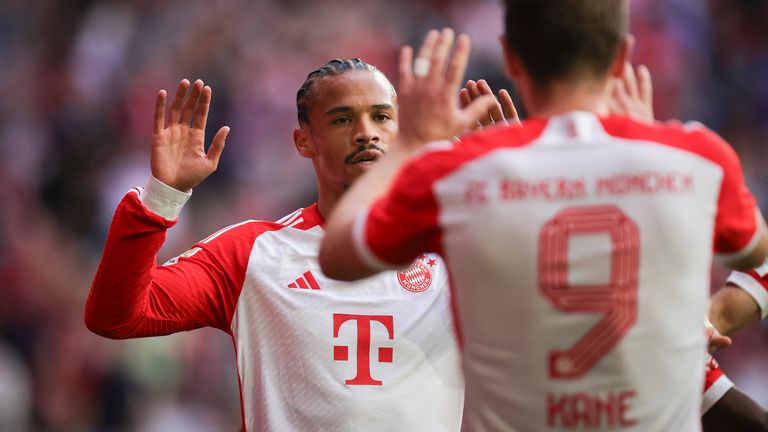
[521,78,611,119]
[315,179,342,222]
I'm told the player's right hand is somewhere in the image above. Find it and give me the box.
[151,79,230,192]
[608,62,654,122]
[395,28,498,151]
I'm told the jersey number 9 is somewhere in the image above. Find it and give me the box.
[539,205,640,379]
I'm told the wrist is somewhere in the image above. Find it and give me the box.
[139,175,192,220]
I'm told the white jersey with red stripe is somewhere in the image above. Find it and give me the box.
[85,180,463,431]
[702,354,734,414]
[726,259,768,319]
[353,112,761,431]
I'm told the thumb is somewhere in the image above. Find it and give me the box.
[207,126,230,168]
[462,94,498,129]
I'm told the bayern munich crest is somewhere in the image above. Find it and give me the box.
[397,256,435,292]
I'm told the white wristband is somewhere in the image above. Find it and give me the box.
[139,176,192,220]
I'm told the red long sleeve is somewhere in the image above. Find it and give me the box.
[85,190,245,338]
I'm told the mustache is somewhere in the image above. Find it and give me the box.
[344,144,387,165]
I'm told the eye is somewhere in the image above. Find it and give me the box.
[332,116,351,125]
[373,113,392,122]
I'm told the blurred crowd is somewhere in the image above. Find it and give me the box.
[0,0,767,430]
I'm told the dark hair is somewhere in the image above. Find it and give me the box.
[296,58,393,125]
[504,0,627,87]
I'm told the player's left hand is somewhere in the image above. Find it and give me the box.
[396,28,498,151]
[460,79,520,129]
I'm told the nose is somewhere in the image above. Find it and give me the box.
[353,117,380,146]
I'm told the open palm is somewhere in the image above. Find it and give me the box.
[151,79,229,192]
[395,29,498,149]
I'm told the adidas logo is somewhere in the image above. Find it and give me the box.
[288,271,321,290]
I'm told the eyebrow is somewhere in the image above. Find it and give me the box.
[324,103,395,116]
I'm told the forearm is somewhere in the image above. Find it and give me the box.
[709,283,761,336]
[321,145,416,279]
[702,387,768,432]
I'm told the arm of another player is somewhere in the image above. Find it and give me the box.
[709,260,768,336]
[85,79,234,338]
[320,28,497,280]
[701,353,768,431]
[703,387,768,432]
[700,354,768,431]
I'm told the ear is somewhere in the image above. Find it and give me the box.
[293,127,315,158]
[499,35,524,81]
[609,34,635,78]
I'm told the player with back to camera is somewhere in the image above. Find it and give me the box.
[319,1,768,430]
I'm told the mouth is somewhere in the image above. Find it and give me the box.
[346,148,384,165]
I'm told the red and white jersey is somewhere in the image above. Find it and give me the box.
[726,259,768,319]
[353,112,761,431]
[702,354,734,414]
[85,179,463,431]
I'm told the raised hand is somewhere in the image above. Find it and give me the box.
[396,28,498,150]
[608,62,654,122]
[151,79,230,192]
[460,79,520,129]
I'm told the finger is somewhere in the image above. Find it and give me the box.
[499,89,519,124]
[414,30,440,80]
[154,89,167,133]
[460,86,482,130]
[193,86,212,130]
[399,45,415,91]
[428,28,455,81]
[467,80,481,100]
[445,33,471,91]
[461,94,498,129]
[476,79,495,97]
[416,29,440,59]
[637,64,653,118]
[168,79,190,124]
[466,80,489,126]
[182,79,204,126]
[708,335,732,353]
[623,62,639,100]
[459,88,472,109]
[607,84,623,115]
[477,80,504,124]
[611,78,631,115]
[206,126,230,168]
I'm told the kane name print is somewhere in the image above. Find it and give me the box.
[547,390,637,428]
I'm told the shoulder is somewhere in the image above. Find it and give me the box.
[404,120,551,184]
[200,206,320,247]
[600,117,739,170]
[198,219,283,247]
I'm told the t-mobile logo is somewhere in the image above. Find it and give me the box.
[332,314,394,386]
